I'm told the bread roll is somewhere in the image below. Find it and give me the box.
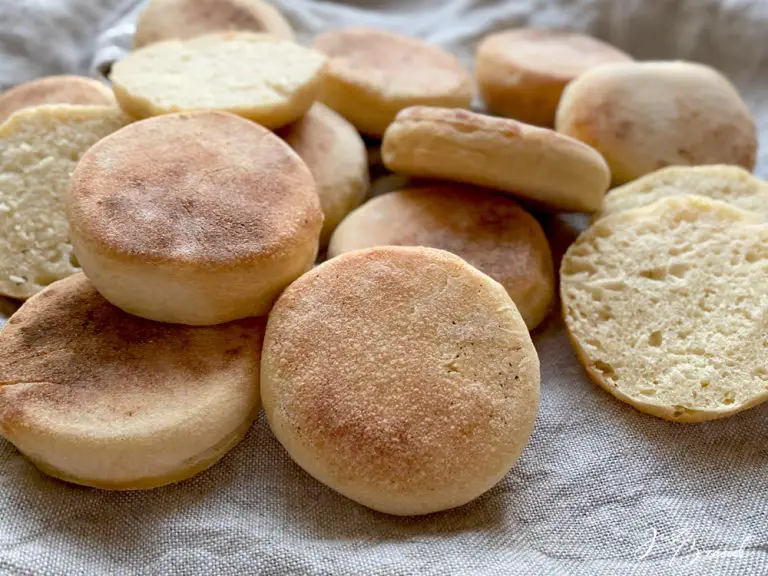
[313,28,472,136]
[328,185,555,329]
[596,165,768,221]
[0,76,114,124]
[111,32,326,128]
[262,246,540,515]
[382,106,610,212]
[0,274,264,489]
[66,111,322,325]
[134,0,295,48]
[0,105,130,300]
[476,29,631,126]
[556,61,756,185]
[278,104,369,247]
[561,195,768,422]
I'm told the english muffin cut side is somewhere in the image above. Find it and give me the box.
[0,105,131,300]
[328,185,555,329]
[313,28,473,136]
[112,32,326,128]
[66,111,322,325]
[0,76,115,124]
[561,195,768,423]
[0,274,264,490]
[476,28,631,127]
[262,246,540,516]
[382,106,610,212]
[134,0,295,48]
[556,61,756,185]
[596,165,768,221]
[278,103,369,247]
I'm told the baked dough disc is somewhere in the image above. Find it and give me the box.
[0,273,264,490]
[313,28,473,136]
[111,32,326,128]
[0,76,115,124]
[596,165,768,221]
[0,104,130,300]
[328,185,555,330]
[382,106,610,212]
[262,246,540,515]
[561,195,768,423]
[133,0,295,48]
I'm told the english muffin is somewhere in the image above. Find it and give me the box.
[111,32,326,128]
[476,29,631,126]
[561,195,768,422]
[556,61,756,185]
[382,106,611,212]
[66,111,322,325]
[596,165,768,221]
[328,185,554,329]
[0,76,115,124]
[134,0,295,48]
[0,105,130,300]
[262,246,540,515]
[0,273,264,490]
[278,103,369,247]
[313,28,473,136]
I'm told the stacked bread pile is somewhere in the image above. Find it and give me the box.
[0,0,765,516]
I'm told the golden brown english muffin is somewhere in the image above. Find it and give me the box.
[133,0,295,48]
[0,273,264,490]
[66,111,322,325]
[111,32,325,129]
[475,28,631,126]
[556,61,756,185]
[262,246,540,515]
[328,185,555,329]
[313,28,473,136]
[278,103,369,247]
[0,76,115,124]
[382,106,611,212]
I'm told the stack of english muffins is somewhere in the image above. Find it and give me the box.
[0,0,765,516]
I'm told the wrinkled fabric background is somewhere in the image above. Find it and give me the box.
[1,1,767,574]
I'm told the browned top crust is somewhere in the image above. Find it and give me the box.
[67,111,322,268]
[313,27,472,100]
[0,76,114,123]
[0,273,264,433]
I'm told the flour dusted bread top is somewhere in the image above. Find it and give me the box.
[134,0,295,48]
[0,76,114,124]
[561,195,768,422]
[0,104,130,299]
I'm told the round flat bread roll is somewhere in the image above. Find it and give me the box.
[262,246,540,515]
[313,28,473,136]
[0,76,115,124]
[0,274,264,490]
[0,105,130,300]
[328,185,555,330]
[561,195,768,423]
[66,111,322,325]
[382,106,611,212]
[111,32,326,128]
[476,29,631,127]
[555,61,756,185]
[596,165,768,221]
[134,0,295,48]
[278,103,369,247]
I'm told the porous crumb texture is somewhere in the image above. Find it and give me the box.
[597,165,768,221]
[561,195,768,422]
[112,32,326,128]
[262,246,540,515]
[0,105,129,299]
